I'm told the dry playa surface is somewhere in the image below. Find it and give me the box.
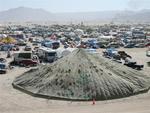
[0,48,150,113]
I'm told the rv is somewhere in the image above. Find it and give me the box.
[13,52,39,66]
[38,47,57,62]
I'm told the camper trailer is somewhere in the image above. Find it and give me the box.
[13,52,39,66]
[38,47,57,62]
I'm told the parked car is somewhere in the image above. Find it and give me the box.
[146,50,150,57]
[124,43,135,48]
[29,38,33,42]
[19,59,39,67]
[0,63,7,74]
[145,42,150,47]
[34,46,39,51]
[32,42,38,46]
[12,45,20,51]
[52,41,60,49]
[147,61,150,67]
[0,58,7,63]
[17,41,27,46]
[107,43,120,48]
[123,57,144,70]
[103,48,118,59]
[135,43,145,48]
[124,61,144,70]
[24,46,32,51]
[99,44,107,48]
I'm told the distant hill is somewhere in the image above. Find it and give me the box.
[54,11,118,22]
[0,7,150,23]
[0,7,54,22]
[0,7,118,22]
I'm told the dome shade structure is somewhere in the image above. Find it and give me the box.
[0,37,17,44]
[12,49,150,101]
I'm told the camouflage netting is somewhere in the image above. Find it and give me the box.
[13,49,150,101]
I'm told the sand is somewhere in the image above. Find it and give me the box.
[0,48,150,113]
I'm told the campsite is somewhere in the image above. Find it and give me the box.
[0,24,150,113]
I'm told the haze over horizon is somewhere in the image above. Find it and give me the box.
[0,0,150,13]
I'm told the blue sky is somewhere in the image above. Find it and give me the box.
[0,0,150,12]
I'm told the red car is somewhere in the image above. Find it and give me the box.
[145,42,150,47]
[19,59,39,67]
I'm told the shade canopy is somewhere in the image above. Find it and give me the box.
[13,49,150,101]
[0,37,17,44]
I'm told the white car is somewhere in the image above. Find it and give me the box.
[146,50,150,57]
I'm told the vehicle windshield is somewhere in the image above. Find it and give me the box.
[0,64,6,69]
[47,52,56,56]
[18,53,31,59]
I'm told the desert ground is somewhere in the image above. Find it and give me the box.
[0,48,150,113]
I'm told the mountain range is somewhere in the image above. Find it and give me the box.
[0,7,150,23]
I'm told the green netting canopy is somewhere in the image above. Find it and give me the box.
[12,49,150,101]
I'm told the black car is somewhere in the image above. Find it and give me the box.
[124,43,135,48]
